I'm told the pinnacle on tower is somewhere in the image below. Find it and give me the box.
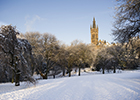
[90,25,92,29]
[93,17,96,28]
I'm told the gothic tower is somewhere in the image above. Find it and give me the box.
[90,18,98,45]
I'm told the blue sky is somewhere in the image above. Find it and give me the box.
[0,0,116,45]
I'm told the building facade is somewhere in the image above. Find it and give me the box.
[90,18,98,45]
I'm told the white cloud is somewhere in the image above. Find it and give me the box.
[25,15,44,32]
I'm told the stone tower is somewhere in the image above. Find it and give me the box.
[90,18,98,45]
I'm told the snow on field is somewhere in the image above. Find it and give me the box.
[0,70,140,100]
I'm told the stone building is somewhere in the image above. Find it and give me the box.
[90,18,98,45]
[90,18,112,48]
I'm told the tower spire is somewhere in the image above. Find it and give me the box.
[90,17,98,45]
[93,17,96,28]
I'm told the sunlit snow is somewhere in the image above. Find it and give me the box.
[0,70,140,100]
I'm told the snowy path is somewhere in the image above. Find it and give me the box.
[0,71,140,100]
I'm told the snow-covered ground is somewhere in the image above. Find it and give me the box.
[0,70,140,100]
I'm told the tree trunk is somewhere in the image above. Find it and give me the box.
[12,70,14,83]
[44,68,49,79]
[113,66,116,73]
[15,73,20,86]
[102,66,105,74]
[62,67,65,76]
[31,64,34,76]
[78,67,81,76]
[53,74,55,79]
[38,70,47,79]
[69,71,71,77]
[44,72,48,79]
[53,71,55,79]
[11,51,15,83]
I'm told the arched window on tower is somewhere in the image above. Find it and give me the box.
[92,34,95,38]
[92,40,95,43]
[96,34,98,38]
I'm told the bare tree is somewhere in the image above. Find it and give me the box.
[56,44,68,76]
[124,37,140,69]
[106,45,125,73]
[66,46,75,77]
[38,33,60,79]
[68,40,96,76]
[24,32,42,55]
[112,0,140,43]
[75,43,95,76]
[21,32,42,74]
[94,47,112,74]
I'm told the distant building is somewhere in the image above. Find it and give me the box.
[90,18,113,47]
[90,18,98,45]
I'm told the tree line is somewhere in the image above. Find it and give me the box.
[19,31,140,76]
[0,0,139,86]
[1,24,139,87]
[19,32,96,78]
